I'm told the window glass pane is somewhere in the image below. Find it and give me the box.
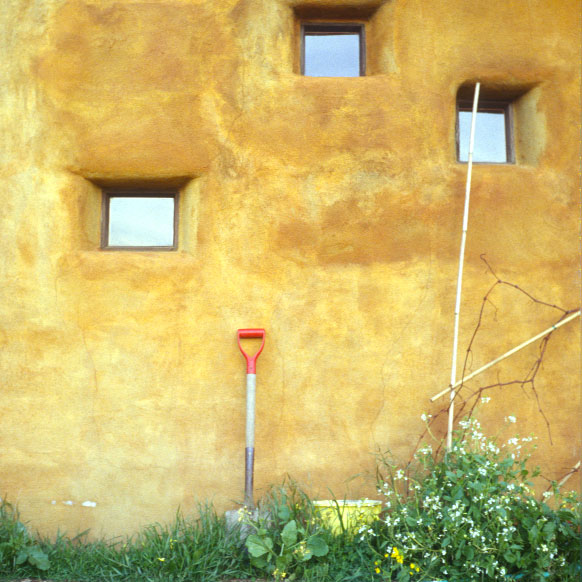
[304,34,360,77]
[108,197,175,247]
[458,110,508,163]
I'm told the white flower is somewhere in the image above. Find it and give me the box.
[481,396,491,403]
[505,415,517,423]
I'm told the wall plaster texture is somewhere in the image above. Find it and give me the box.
[0,0,579,536]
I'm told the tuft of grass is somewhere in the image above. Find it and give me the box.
[0,498,50,575]
[0,502,257,582]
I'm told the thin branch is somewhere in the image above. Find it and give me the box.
[416,258,577,461]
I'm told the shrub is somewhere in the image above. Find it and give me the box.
[242,483,330,580]
[365,417,581,581]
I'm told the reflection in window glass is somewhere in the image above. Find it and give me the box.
[458,110,508,163]
[304,33,361,77]
[108,196,175,247]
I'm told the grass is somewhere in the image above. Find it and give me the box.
[0,495,378,582]
[0,483,579,582]
[0,502,258,582]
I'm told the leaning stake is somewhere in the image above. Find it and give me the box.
[237,328,265,508]
[431,310,581,402]
[447,82,480,452]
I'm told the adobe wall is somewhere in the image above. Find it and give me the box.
[0,0,579,537]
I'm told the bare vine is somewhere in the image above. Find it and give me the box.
[410,255,578,463]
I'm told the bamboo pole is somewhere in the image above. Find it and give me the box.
[557,461,581,488]
[447,82,480,452]
[544,461,581,497]
[432,310,581,402]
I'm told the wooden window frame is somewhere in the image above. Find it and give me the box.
[100,190,179,251]
[456,99,515,164]
[301,22,366,77]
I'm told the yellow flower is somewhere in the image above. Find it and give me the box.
[390,546,405,564]
[157,557,165,562]
[375,567,381,574]
[374,560,380,565]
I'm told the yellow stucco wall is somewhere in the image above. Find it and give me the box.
[0,0,579,537]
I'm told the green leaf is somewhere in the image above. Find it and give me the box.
[306,536,328,557]
[250,555,268,569]
[281,520,297,547]
[27,547,50,570]
[299,548,313,562]
[246,534,272,557]
[15,548,28,565]
[542,521,556,536]
[278,505,291,521]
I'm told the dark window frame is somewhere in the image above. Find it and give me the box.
[100,190,179,251]
[456,99,515,164]
[301,22,366,77]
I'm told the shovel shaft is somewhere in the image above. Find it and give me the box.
[244,373,256,507]
[244,447,254,507]
[245,373,256,447]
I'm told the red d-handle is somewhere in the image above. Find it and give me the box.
[237,329,265,374]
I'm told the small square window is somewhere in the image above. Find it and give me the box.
[301,23,365,77]
[457,101,513,163]
[101,191,178,250]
